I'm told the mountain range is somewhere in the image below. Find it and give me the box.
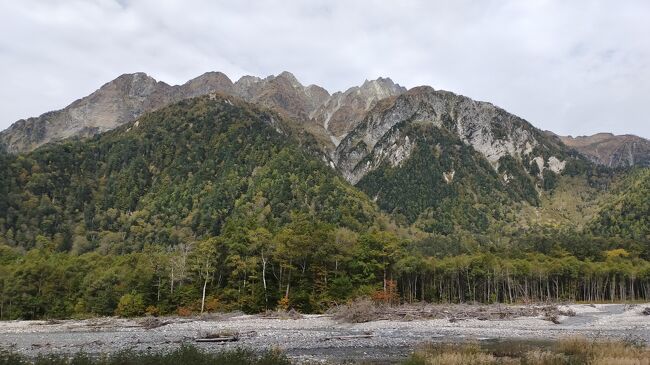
[2,71,648,171]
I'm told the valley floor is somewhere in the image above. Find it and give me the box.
[0,303,648,363]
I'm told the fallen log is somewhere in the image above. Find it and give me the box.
[195,336,238,343]
[325,334,374,340]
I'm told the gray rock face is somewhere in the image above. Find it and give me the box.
[0,73,167,153]
[232,71,330,123]
[0,71,405,155]
[334,86,562,184]
[558,133,650,168]
[0,72,235,153]
[311,77,406,145]
[174,72,234,98]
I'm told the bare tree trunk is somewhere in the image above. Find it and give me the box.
[170,266,174,295]
[261,253,268,306]
[201,277,208,314]
[285,268,291,298]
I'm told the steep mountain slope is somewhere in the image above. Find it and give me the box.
[311,77,405,145]
[233,71,330,122]
[0,73,167,153]
[0,94,378,251]
[335,86,572,183]
[558,133,650,168]
[0,72,236,153]
[331,86,588,228]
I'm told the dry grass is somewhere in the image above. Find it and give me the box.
[558,337,650,365]
[405,337,650,365]
[406,343,506,365]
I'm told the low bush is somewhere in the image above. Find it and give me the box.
[115,293,145,317]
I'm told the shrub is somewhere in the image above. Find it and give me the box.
[177,306,192,317]
[145,305,159,317]
[204,296,220,313]
[277,296,289,311]
[115,292,145,317]
[371,280,399,305]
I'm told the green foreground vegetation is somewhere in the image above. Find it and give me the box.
[0,96,649,319]
[0,346,290,365]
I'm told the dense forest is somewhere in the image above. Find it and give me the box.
[0,95,648,319]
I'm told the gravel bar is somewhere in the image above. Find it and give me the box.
[1,303,648,363]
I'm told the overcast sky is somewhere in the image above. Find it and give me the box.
[1,0,649,138]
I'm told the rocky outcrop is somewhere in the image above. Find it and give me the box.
[0,72,236,153]
[311,77,405,145]
[558,133,650,168]
[233,71,330,123]
[0,73,168,153]
[334,86,563,184]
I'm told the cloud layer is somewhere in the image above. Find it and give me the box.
[1,0,649,137]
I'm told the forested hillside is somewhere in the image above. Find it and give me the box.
[0,94,648,320]
[590,168,650,239]
[356,122,536,231]
[0,96,376,252]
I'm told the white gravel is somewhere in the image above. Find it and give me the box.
[1,303,648,363]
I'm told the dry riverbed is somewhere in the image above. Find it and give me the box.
[1,303,649,363]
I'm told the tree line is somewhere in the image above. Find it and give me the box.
[1,223,648,320]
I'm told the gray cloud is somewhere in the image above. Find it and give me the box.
[1,0,649,138]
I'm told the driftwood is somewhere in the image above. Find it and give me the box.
[138,317,170,329]
[195,336,238,343]
[195,330,257,343]
[325,334,374,340]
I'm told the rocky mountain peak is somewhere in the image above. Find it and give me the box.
[304,84,331,110]
[310,77,406,145]
[179,72,234,97]
[99,72,160,97]
[237,72,321,122]
[275,71,302,88]
[231,72,328,114]
[360,77,405,98]
[0,72,175,153]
